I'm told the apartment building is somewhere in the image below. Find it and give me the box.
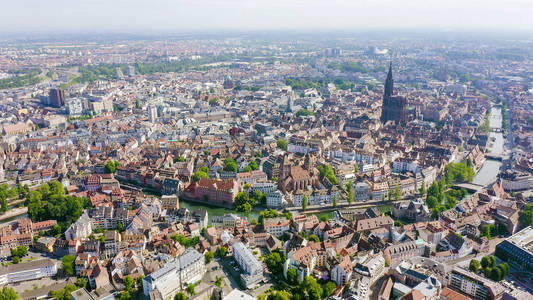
[232,242,264,289]
[263,217,290,237]
[142,249,205,300]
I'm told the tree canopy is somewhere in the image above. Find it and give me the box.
[0,286,19,300]
[277,139,288,151]
[519,203,533,228]
[317,164,337,184]
[224,158,238,172]
[104,160,120,174]
[27,181,91,233]
[444,162,475,184]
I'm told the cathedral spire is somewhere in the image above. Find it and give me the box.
[384,62,394,99]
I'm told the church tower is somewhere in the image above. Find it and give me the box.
[380,62,408,124]
[384,62,393,100]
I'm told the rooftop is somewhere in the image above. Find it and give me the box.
[505,226,533,253]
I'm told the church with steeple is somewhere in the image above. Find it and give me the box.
[380,63,408,124]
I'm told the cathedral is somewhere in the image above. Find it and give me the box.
[380,63,408,124]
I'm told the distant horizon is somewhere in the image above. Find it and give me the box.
[1,0,533,38]
[1,28,532,41]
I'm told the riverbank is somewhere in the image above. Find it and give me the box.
[0,207,28,224]
[472,104,505,186]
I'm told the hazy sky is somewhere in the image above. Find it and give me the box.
[1,0,532,33]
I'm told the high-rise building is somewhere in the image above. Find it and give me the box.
[148,106,158,123]
[380,63,408,124]
[223,75,234,89]
[48,88,65,108]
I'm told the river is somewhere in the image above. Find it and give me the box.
[472,105,504,186]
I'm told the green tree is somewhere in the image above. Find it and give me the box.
[174,292,187,300]
[214,276,223,288]
[444,162,475,184]
[191,170,209,182]
[395,184,401,201]
[62,254,76,276]
[265,252,284,274]
[481,256,495,269]
[323,281,337,298]
[317,164,337,184]
[308,234,320,242]
[519,203,533,228]
[277,139,288,151]
[204,251,214,263]
[50,285,78,300]
[118,291,131,300]
[0,286,20,300]
[267,291,291,300]
[123,275,135,292]
[333,195,337,207]
[296,109,313,117]
[224,158,238,172]
[235,192,254,212]
[286,268,298,285]
[348,190,354,204]
[248,161,259,171]
[419,181,426,194]
[12,256,20,264]
[302,196,308,211]
[11,246,27,257]
[0,196,7,213]
[353,164,359,173]
[76,278,88,288]
[218,246,228,258]
[490,267,503,281]
[136,275,144,293]
[186,284,196,296]
[104,160,120,173]
[469,259,480,272]
[426,196,438,209]
[300,276,323,300]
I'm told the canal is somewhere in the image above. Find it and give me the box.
[472,105,504,186]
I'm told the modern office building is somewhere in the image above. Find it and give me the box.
[142,249,205,300]
[0,259,58,285]
[49,88,66,107]
[449,267,504,300]
[495,226,533,272]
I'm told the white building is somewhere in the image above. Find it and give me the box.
[233,242,262,276]
[263,217,290,237]
[0,259,58,285]
[250,182,277,194]
[65,211,92,241]
[266,190,285,208]
[232,242,264,288]
[66,98,85,116]
[142,249,205,300]
[149,106,158,123]
[392,160,421,174]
